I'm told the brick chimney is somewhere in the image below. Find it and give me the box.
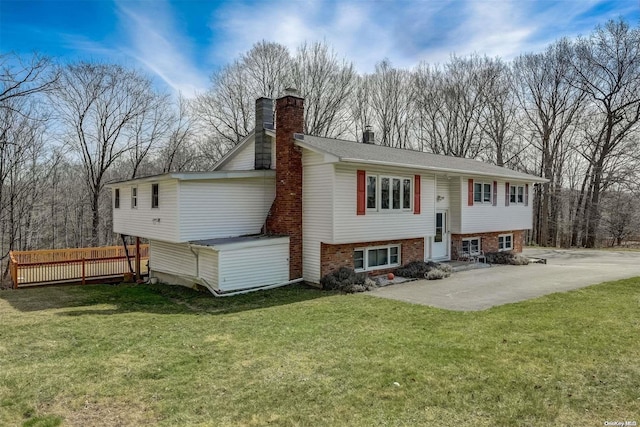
[254,97,274,170]
[265,89,304,279]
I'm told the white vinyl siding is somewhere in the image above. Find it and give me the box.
[218,242,289,292]
[460,178,532,234]
[198,249,219,288]
[178,177,274,241]
[218,134,276,171]
[113,181,180,242]
[332,164,434,244]
[449,177,462,233]
[302,150,334,283]
[149,239,196,277]
[436,175,450,209]
[221,139,256,170]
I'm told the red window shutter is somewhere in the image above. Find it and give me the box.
[493,181,497,206]
[414,175,421,214]
[357,170,366,215]
[525,184,529,206]
[468,179,474,206]
[505,182,510,207]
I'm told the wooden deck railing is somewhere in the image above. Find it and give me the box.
[8,245,149,288]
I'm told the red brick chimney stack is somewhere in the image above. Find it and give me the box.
[266,89,304,280]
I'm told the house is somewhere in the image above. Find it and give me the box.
[109,90,546,294]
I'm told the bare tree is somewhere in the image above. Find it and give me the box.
[51,62,158,246]
[161,95,197,172]
[0,53,56,271]
[126,92,171,179]
[513,40,586,246]
[477,58,521,167]
[571,19,640,247]
[192,41,292,161]
[291,41,356,137]
[368,60,413,148]
[414,55,492,157]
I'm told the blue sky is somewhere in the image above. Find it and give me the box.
[1,0,638,96]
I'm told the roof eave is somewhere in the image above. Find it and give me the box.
[339,158,548,183]
[106,170,276,187]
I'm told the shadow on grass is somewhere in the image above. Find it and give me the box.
[0,282,332,316]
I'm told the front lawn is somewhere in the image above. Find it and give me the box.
[0,279,638,426]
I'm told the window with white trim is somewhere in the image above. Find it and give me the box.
[510,185,525,204]
[498,234,513,251]
[114,188,120,209]
[366,174,412,212]
[462,237,481,256]
[474,182,492,203]
[354,245,401,271]
[131,186,138,209]
[366,176,376,209]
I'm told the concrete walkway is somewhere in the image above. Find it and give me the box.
[369,248,640,311]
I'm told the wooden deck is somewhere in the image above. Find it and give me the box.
[9,245,149,288]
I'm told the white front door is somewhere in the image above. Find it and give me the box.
[432,210,449,260]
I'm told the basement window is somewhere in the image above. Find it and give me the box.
[498,234,513,251]
[462,238,481,256]
[354,245,401,272]
[151,183,159,208]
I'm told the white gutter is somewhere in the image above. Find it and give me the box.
[340,158,549,183]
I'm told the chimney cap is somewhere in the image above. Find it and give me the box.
[284,87,300,97]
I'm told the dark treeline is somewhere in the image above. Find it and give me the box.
[1,19,639,270]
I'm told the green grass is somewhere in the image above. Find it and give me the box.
[0,279,639,426]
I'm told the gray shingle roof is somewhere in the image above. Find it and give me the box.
[296,134,546,182]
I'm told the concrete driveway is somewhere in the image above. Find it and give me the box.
[369,248,640,311]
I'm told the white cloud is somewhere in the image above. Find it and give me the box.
[115,0,209,96]
[208,0,636,73]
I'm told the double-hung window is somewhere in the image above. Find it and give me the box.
[353,245,401,271]
[498,234,513,251]
[510,185,525,204]
[474,182,492,203]
[151,183,159,208]
[131,186,138,209]
[462,237,481,256]
[366,174,412,212]
[366,176,377,209]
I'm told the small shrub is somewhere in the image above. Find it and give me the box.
[437,263,453,274]
[426,268,450,280]
[485,251,530,265]
[395,261,452,280]
[510,254,530,265]
[320,267,373,293]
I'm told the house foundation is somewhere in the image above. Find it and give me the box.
[451,229,526,257]
[320,238,424,279]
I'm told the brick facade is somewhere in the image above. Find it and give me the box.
[265,93,304,280]
[451,229,526,257]
[320,238,424,279]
